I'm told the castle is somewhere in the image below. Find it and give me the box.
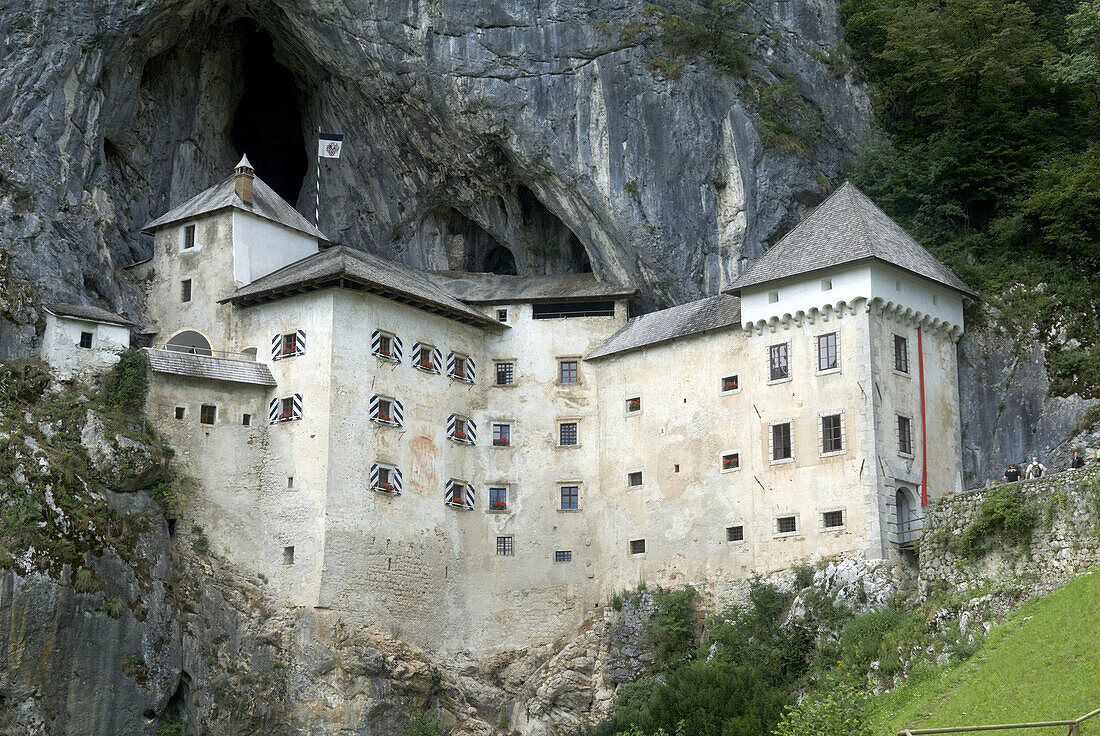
[49,157,972,654]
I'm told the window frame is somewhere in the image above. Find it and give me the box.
[559,483,581,512]
[495,535,514,556]
[174,406,186,420]
[494,360,516,387]
[557,419,580,448]
[897,414,914,457]
[373,331,400,362]
[558,358,580,385]
[815,331,840,374]
[821,508,846,531]
[720,373,741,395]
[720,450,742,473]
[448,351,475,383]
[629,539,646,555]
[199,404,217,425]
[491,422,512,448]
[78,331,94,349]
[774,514,800,537]
[242,413,251,426]
[181,279,192,303]
[769,420,794,463]
[496,308,509,323]
[627,470,644,488]
[181,223,197,251]
[625,395,642,416]
[767,342,791,383]
[448,414,476,445]
[413,342,441,374]
[725,524,746,543]
[893,334,910,376]
[554,550,573,563]
[371,395,401,427]
[488,486,509,512]
[819,412,846,456]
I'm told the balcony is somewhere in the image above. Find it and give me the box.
[145,347,276,386]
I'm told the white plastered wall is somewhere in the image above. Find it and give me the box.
[40,313,130,380]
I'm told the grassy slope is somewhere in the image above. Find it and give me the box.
[871,568,1100,735]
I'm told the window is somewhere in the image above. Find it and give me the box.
[448,415,476,444]
[283,546,295,565]
[448,353,475,382]
[625,396,642,414]
[281,333,298,358]
[496,536,514,556]
[821,413,844,454]
[555,550,572,563]
[627,471,643,487]
[489,487,508,511]
[629,539,646,555]
[721,374,740,394]
[768,343,790,381]
[270,394,303,423]
[559,360,579,384]
[372,331,402,362]
[533,301,615,319]
[559,422,578,446]
[413,342,441,373]
[768,290,779,303]
[271,330,306,360]
[496,309,508,322]
[492,423,511,447]
[181,279,192,303]
[495,361,515,386]
[371,462,402,494]
[823,509,845,529]
[897,415,914,455]
[242,413,251,426]
[560,485,579,511]
[183,224,196,249]
[726,525,744,542]
[821,278,832,291]
[370,395,403,426]
[174,407,185,420]
[78,331,93,349]
[776,516,798,535]
[721,452,741,472]
[200,404,216,425]
[287,476,294,489]
[445,480,474,510]
[280,397,293,420]
[770,422,793,462]
[816,332,838,372]
[894,335,909,374]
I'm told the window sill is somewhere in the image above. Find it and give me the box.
[767,376,792,385]
[372,486,401,496]
[556,444,581,450]
[721,466,742,474]
[449,437,475,446]
[272,353,303,362]
[820,450,846,458]
[726,539,748,546]
[414,365,440,375]
[492,383,517,389]
[445,501,473,511]
[720,390,742,397]
[374,353,399,363]
[371,418,401,428]
[821,526,847,533]
[898,451,915,459]
[448,375,474,384]
[486,509,510,515]
[769,457,794,465]
[625,411,643,418]
[273,416,301,424]
[893,369,911,379]
[816,368,841,376]
[557,508,583,513]
[490,443,513,449]
[773,532,802,539]
[557,382,582,387]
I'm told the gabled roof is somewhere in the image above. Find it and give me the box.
[727,182,975,298]
[223,246,501,328]
[146,348,276,386]
[45,303,135,327]
[585,294,741,361]
[142,173,328,242]
[428,271,636,304]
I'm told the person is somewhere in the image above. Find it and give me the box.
[1004,463,1022,482]
[1071,450,1085,469]
[1025,457,1046,479]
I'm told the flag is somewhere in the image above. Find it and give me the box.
[318,134,343,159]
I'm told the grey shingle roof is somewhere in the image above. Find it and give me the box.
[142,173,328,242]
[146,348,276,386]
[727,182,975,297]
[46,303,135,327]
[223,247,500,327]
[428,271,636,304]
[585,294,741,361]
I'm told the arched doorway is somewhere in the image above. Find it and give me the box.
[896,487,913,544]
[166,330,212,356]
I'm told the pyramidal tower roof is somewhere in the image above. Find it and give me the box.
[728,181,975,297]
[142,163,327,242]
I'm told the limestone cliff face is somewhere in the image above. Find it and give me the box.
[0,0,870,353]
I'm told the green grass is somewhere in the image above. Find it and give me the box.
[871,568,1100,735]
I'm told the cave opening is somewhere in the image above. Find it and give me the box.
[482,246,518,275]
[229,20,307,205]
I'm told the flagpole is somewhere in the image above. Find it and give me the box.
[315,125,321,228]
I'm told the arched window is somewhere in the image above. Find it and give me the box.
[166,330,212,356]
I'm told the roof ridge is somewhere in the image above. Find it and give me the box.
[845,182,875,256]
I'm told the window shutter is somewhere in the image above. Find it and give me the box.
[269,397,279,424]
[412,342,422,365]
[464,483,475,509]
[447,414,457,438]
[466,418,477,444]
[431,347,443,373]
[445,480,458,506]
[369,394,380,421]
[466,356,476,382]
[392,336,403,362]
[839,413,846,450]
[271,334,282,361]
[369,462,379,489]
[292,393,303,419]
[393,399,404,427]
[818,417,825,453]
[392,466,403,494]
[296,329,306,355]
[446,352,456,376]
[371,330,381,355]
[768,425,775,460]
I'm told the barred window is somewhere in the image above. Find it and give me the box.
[559,422,578,446]
[181,279,192,303]
[496,536,514,556]
[726,525,744,542]
[821,414,844,454]
[560,485,579,510]
[817,332,838,372]
[823,510,845,529]
[769,343,790,381]
[78,331,93,349]
[629,539,646,555]
[496,362,514,385]
[777,516,798,534]
[894,335,909,373]
[555,550,572,563]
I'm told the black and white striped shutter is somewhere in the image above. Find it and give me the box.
[392,399,404,427]
[369,462,380,489]
[392,336,403,362]
[463,483,475,509]
[269,397,279,424]
[392,466,403,494]
[466,418,477,444]
[445,480,457,505]
[292,393,303,420]
[446,414,457,439]
[467,356,476,382]
[296,329,306,355]
[412,342,423,365]
[369,394,380,421]
[371,330,382,355]
[271,334,282,361]
[431,347,443,373]
[446,352,456,376]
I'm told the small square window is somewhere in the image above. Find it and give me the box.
[555,550,572,563]
[626,396,642,414]
[200,404,216,425]
[629,539,646,555]
[894,335,910,374]
[492,423,511,447]
[726,525,744,542]
[174,406,185,420]
[768,290,779,303]
[559,360,579,384]
[242,413,251,426]
[496,535,514,556]
[771,422,792,461]
[721,452,740,472]
[627,471,643,487]
[497,309,508,322]
[821,414,844,454]
[283,545,295,565]
[183,224,196,249]
[560,485,579,510]
[78,331,93,349]
[559,422,578,446]
[816,332,838,372]
[821,278,832,291]
[489,487,508,511]
[768,343,790,381]
[287,476,294,489]
[181,279,192,303]
[721,374,740,393]
[496,362,514,385]
[823,510,845,529]
[776,516,798,535]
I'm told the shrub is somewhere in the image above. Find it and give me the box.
[192,535,210,554]
[405,710,447,736]
[773,681,873,736]
[72,566,104,594]
[154,719,186,736]
[951,485,1035,557]
[101,348,148,415]
[647,588,699,671]
[612,593,624,611]
[103,596,127,619]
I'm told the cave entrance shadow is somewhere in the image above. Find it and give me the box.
[229,19,307,205]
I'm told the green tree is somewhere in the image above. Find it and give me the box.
[773,682,874,736]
